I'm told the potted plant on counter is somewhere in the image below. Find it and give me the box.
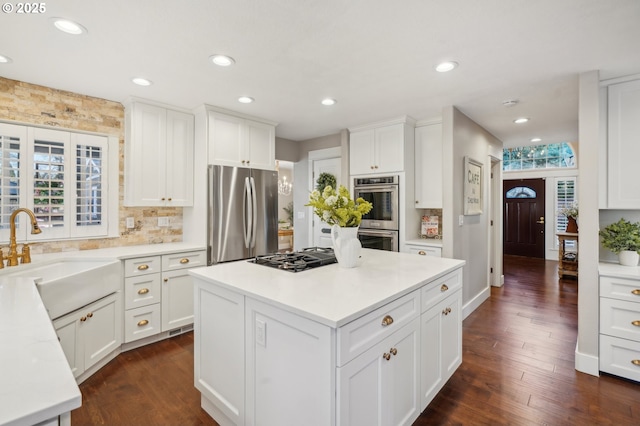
[599,218,640,266]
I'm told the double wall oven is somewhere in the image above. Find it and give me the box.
[354,175,399,251]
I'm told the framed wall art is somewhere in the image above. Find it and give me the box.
[464,156,483,215]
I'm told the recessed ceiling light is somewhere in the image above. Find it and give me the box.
[51,18,87,35]
[514,117,529,124]
[132,77,153,86]
[0,54,12,64]
[321,98,337,106]
[210,54,235,67]
[238,96,254,104]
[435,61,458,72]
[530,137,542,142]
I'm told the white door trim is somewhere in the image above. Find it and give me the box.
[308,147,343,247]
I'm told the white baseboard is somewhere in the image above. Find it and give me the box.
[462,285,490,319]
[575,341,600,377]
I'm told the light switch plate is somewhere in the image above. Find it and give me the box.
[458,215,464,226]
[126,217,135,229]
[158,217,169,227]
[255,319,266,346]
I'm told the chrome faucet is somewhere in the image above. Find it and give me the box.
[1,208,42,268]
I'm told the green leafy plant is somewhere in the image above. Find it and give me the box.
[599,218,640,254]
[306,185,372,227]
[558,201,578,218]
[282,201,294,224]
[316,172,336,192]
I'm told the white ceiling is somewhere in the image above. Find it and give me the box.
[2,0,640,147]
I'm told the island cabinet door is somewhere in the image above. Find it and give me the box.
[420,290,462,410]
[337,317,420,426]
[245,298,334,426]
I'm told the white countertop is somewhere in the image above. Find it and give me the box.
[599,261,640,279]
[191,249,465,328]
[0,242,205,426]
[0,278,81,426]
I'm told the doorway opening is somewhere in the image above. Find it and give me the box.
[503,178,546,258]
[276,160,294,252]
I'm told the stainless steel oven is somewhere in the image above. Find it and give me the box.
[353,175,399,231]
[357,229,399,252]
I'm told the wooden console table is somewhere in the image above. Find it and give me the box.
[557,232,578,278]
[278,228,294,249]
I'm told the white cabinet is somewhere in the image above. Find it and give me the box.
[606,79,640,208]
[403,241,442,258]
[414,122,443,208]
[349,119,414,175]
[338,318,420,426]
[53,292,122,379]
[207,109,276,170]
[123,250,205,343]
[125,100,194,206]
[599,274,640,381]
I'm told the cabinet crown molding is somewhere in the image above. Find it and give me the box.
[348,115,416,133]
[195,104,278,127]
[416,117,443,127]
[123,97,193,114]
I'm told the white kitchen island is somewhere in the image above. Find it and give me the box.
[191,249,465,426]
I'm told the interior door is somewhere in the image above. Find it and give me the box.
[503,178,545,258]
[312,157,341,248]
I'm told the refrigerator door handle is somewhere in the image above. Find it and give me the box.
[243,177,252,248]
[250,176,258,248]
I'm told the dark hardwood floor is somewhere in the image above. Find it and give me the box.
[72,255,640,425]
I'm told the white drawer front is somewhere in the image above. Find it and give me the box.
[124,303,161,343]
[337,290,420,366]
[124,256,161,277]
[600,276,640,302]
[421,269,462,313]
[162,250,207,271]
[599,334,640,382]
[600,297,640,341]
[406,245,442,257]
[124,274,161,310]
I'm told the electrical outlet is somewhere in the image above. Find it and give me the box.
[458,215,464,226]
[297,211,305,219]
[158,217,169,227]
[255,319,266,346]
[126,217,135,229]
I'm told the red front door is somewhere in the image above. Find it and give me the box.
[503,179,546,258]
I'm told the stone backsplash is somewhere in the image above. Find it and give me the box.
[0,77,183,253]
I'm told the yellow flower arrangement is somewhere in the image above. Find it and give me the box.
[306,185,373,227]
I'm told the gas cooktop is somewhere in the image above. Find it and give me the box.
[249,247,337,272]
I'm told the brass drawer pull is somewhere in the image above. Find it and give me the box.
[137,319,149,327]
[632,320,640,327]
[418,250,426,256]
[381,315,394,326]
[632,359,640,366]
[86,312,93,318]
[441,284,449,292]
[137,264,149,271]
[442,307,452,315]
[390,347,397,356]
[633,289,640,296]
[383,353,391,361]
[138,288,149,295]
[180,258,189,264]
[80,316,87,322]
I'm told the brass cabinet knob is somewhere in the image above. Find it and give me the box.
[442,307,452,315]
[632,289,640,296]
[632,320,640,327]
[381,315,394,326]
[86,312,93,318]
[137,319,149,327]
[632,359,640,366]
[441,284,449,292]
[383,353,391,361]
[161,197,166,201]
[390,347,397,356]
[370,165,375,169]
[180,258,189,264]
[415,200,419,204]
[138,288,149,295]
[164,278,169,282]
[167,197,172,201]
[418,250,426,256]
[137,264,149,271]
[80,316,87,322]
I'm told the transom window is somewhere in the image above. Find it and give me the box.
[503,143,575,171]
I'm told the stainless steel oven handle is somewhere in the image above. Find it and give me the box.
[358,229,396,236]
[354,184,398,192]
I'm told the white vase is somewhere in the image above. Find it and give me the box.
[618,250,639,267]
[331,225,361,268]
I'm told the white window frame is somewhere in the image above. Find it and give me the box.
[0,121,118,243]
[554,176,577,250]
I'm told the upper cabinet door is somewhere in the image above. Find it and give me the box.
[165,110,194,206]
[375,124,404,174]
[608,79,640,209]
[349,121,410,176]
[208,111,244,166]
[349,129,376,175]
[414,123,443,209]
[245,120,275,170]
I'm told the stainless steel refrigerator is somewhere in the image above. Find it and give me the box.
[207,164,278,265]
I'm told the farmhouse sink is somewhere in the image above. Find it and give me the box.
[7,259,121,319]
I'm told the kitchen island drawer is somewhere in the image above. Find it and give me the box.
[162,250,206,271]
[124,304,161,343]
[124,274,161,310]
[600,297,640,341]
[600,334,640,382]
[337,289,420,366]
[421,269,462,313]
[124,256,161,277]
[600,276,640,302]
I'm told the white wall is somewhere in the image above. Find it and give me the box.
[443,107,503,318]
